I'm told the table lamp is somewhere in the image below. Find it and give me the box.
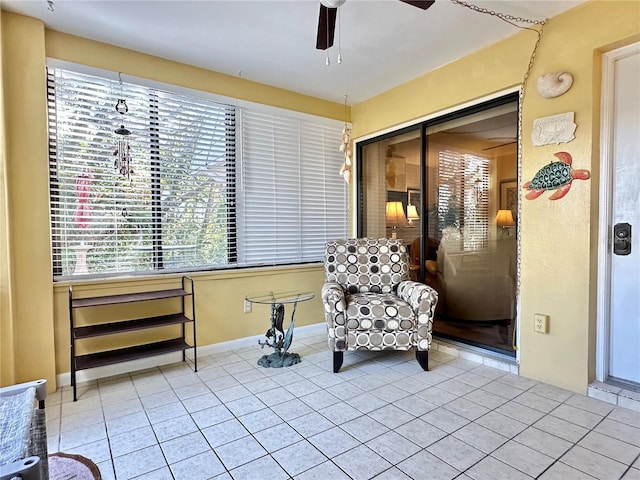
[407,204,419,225]
[495,209,515,236]
[386,201,407,239]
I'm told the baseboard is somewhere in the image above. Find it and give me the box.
[56,324,516,386]
[57,352,185,386]
[57,322,327,386]
[432,339,519,374]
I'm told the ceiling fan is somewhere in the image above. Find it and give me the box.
[316,0,435,50]
[481,137,518,151]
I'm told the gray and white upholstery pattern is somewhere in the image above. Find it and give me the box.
[322,238,438,363]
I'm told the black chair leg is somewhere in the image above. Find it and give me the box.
[416,350,428,371]
[333,351,344,373]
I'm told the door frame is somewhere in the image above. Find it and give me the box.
[596,42,640,382]
[353,89,521,361]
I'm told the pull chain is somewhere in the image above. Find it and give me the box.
[337,6,343,64]
[449,0,547,323]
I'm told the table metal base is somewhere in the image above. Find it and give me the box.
[257,351,301,368]
[246,291,314,370]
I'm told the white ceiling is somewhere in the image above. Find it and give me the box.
[1,0,584,104]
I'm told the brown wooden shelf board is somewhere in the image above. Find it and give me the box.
[74,338,191,371]
[74,314,191,339]
[71,289,189,308]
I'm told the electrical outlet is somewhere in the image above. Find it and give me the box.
[534,314,549,333]
[244,299,252,313]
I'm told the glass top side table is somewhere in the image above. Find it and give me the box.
[245,290,315,368]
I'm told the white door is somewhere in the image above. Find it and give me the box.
[602,43,640,384]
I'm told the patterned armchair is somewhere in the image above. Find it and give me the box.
[322,238,439,373]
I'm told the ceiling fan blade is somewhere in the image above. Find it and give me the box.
[399,0,435,10]
[316,4,337,50]
[482,141,517,151]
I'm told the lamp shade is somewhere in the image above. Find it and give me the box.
[386,201,407,227]
[407,204,419,223]
[495,209,515,228]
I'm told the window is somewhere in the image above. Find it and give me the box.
[239,110,350,265]
[47,67,348,279]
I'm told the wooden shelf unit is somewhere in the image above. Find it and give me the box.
[68,276,197,401]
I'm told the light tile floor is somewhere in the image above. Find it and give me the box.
[46,332,640,480]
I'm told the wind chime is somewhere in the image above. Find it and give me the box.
[338,95,352,184]
[113,73,133,184]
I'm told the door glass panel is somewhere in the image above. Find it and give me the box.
[359,98,518,356]
[361,130,421,243]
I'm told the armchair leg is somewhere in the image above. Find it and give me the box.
[416,350,429,371]
[333,351,344,373]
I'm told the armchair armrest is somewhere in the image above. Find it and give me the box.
[397,281,438,314]
[321,282,347,351]
[397,281,439,350]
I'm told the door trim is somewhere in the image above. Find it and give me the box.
[596,42,640,382]
[353,90,521,361]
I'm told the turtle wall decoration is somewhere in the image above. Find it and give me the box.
[523,151,590,200]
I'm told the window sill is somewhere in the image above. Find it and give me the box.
[53,263,324,293]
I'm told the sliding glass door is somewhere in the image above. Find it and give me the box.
[357,94,518,356]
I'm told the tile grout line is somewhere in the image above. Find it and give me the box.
[56,339,639,480]
[618,452,640,480]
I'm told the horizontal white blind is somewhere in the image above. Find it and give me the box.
[48,66,348,279]
[48,68,235,278]
[360,143,387,238]
[437,149,489,251]
[239,110,349,265]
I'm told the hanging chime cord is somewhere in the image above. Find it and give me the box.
[450,0,547,351]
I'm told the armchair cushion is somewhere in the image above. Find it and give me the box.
[346,292,415,331]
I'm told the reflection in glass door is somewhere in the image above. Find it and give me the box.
[358,94,518,356]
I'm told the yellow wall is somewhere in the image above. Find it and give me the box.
[351,0,640,392]
[53,267,325,375]
[0,7,17,387]
[45,31,348,122]
[1,11,341,391]
[2,1,639,394]
[2,12,57,388]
